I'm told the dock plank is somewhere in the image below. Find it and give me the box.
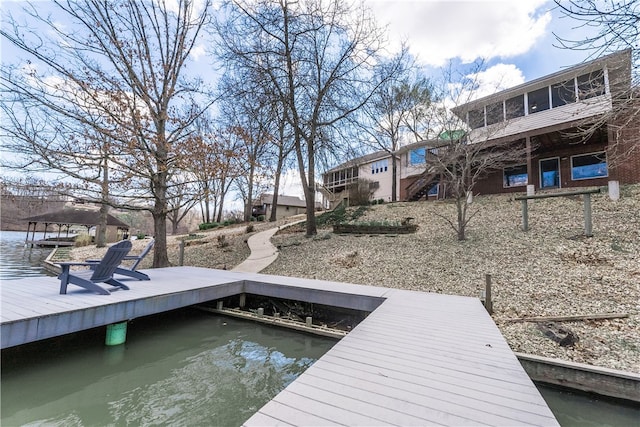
[2,267,558,426]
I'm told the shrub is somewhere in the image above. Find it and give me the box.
[246,224,255,233]
[74,234,92,247]
[217,235,229,248]
[223,220,230,226]
[136,232,146,239]
[257,215,265,222]
[199,222,219,230]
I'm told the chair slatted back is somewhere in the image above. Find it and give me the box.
[130,239,155,270]
[90,240,133,282]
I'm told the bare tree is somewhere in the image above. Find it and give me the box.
[417,65,532,241]
[553,1,639,167]
[362,57,432,201]
[1,0,213,266]
[215,0,401,235]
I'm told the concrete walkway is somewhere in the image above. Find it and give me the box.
[232,219,304,273]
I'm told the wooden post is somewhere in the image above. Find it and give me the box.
[306,317,313,327]
[521,199,529,231]
[485,274,493,314]
[584,193,593,237]
[239,293,246,308]
[179,240,185,266]
[257,308,264,317]
[216,301,223,310]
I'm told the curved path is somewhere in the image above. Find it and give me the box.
[232,219,304,273]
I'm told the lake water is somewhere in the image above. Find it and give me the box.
[0,230,55,280]
[1,309,337,426]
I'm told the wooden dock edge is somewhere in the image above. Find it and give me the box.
[515,352,640,403]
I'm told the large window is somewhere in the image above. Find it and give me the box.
[503,165,528,188]
[486,101,503,126]
[528,87,550,114]
[571,152,607,180]
[505,95,525,119]
[409,148,426,165]
[552,80,576,107]
[371,159,388,174]
[577,71,605,100]
[468,108,484,129]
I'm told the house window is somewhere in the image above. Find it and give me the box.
[552,80,576,107]
[571,152,608,180]
[371,159,388,174]
[503,165,528,188]
[409,148,426,165]
[577,71,605,100]
[369,181,380,190]
[486,101,503,126]
[468,108,484,129]
[527,87,550,114]
[427,183,438,196]
[505,95,525,119]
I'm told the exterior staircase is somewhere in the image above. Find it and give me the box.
[405,167,439,201]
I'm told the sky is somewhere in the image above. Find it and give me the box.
[367,0,596,95]
[1,0,602,201]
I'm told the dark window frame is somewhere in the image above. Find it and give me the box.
[528,87,550,114]
[571,152,608,180]
[503,164,528,188]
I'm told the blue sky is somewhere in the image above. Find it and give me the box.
[1,0,598,92]
[366,0,600,94]
[1,0,602,201]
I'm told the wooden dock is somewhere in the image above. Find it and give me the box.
[1,267,558,426]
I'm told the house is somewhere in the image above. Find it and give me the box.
[445,48,639,196]
[251,194,322,221]
[322,49,639,206]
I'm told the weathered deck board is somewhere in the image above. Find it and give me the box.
[1,266,558,426]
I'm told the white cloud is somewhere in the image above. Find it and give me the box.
[467,62,526,98]
[277,169,305,199]
[190,44,206,61]
[368,0,551,66]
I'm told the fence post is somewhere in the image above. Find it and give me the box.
[584,193,593,237]
[179,240,185,266]
[521,199,529,232]
[484,274,493,314]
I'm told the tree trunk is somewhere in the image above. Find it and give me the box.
[391,154,398,202]
[270,156,285,222]
[456,197,466,241]
[97,202,109,248]
[152,210,170,267]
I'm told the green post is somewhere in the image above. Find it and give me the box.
[105,321,127,346]
[521,199,529,232]
[584,193,593,237]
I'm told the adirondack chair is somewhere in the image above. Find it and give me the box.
[88,238,154,281]
[58,240,132,295]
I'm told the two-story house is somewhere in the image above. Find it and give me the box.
[322,49,639,207]
[448,48,638,196]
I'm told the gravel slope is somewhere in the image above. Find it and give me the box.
[263,185,640,373]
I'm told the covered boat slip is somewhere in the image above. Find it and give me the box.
[1,267,558,426]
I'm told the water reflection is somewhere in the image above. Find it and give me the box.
[1,309,336,426]
[0,230,54,279]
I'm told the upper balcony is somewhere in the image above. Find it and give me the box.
[452,49,631,144]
